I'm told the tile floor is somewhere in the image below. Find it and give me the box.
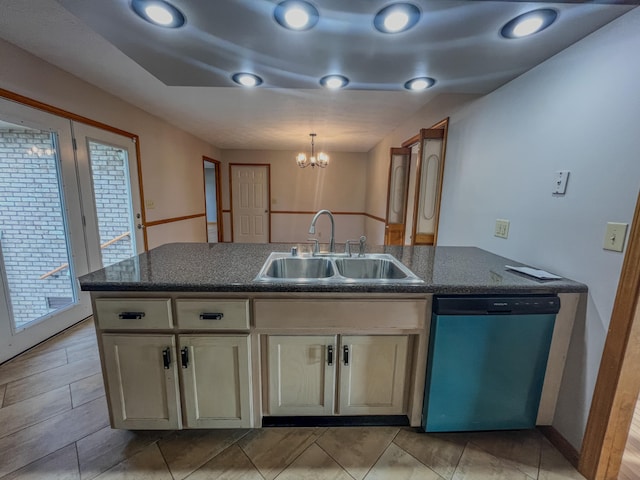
[0,318,587,479]
[620,396,640,480]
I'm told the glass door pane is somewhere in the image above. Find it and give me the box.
[73,123,144,272]
[87,140,136,267]
[0,121,77,331]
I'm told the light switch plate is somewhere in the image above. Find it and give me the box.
[495,219,510,239]
[603,222,628,252]
[553,170,570,195]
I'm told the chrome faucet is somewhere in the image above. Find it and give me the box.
[309,209,335,254]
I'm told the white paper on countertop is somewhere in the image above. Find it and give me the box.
[504,265,562,280]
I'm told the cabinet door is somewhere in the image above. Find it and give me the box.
[180,335,252,428]
[101,334,182,429]
[267,335,336,415]
[339,335,409,415]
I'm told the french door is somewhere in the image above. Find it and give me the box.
[0,98,143,362]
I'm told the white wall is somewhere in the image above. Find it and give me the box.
[438,8,640,450]
[220,149,368,244]
[0,38,220,247]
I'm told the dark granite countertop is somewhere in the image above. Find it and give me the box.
[78,243,587,295]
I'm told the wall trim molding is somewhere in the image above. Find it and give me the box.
[270,210,386,224]
[539,426,580,468]
[364,212,386,223]
[145,213,206,228]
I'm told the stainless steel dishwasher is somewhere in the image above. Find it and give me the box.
[422,295,560,432]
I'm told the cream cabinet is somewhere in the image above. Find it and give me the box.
[339,335,409,415]
[267,335,337,415]
[179,334,252,428]
[102,334,182,429]
[266,334,410,416]
[96,296,253,430]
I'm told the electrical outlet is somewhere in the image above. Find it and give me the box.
[603,222,628,252]
[495,219,510,239]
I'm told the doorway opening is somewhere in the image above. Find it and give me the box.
[203,156,223,242]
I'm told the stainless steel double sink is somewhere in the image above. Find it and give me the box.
[254,252,423,283]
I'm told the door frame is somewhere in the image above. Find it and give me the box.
[401,118,449,246]
[228,163,271,243]
[203,156,223,242]
[579,190,640,480]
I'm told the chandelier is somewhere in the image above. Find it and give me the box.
[296,133,329,168]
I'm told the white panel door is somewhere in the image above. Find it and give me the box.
[231,165,269,243]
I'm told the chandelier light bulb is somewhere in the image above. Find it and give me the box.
[296,133,329,168]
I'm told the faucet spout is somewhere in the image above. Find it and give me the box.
[309,209,335,254]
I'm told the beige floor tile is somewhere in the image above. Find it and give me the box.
[364,443,443,480]
[28,319,95,357]
[468,430,542,479]
[0,348,68,386]
[393,428,467,480]
[159,429,250,480]
[452,444,532,480]
[238,427,325,480]
[93,443,172,480]
[538,439,586,480]
[3,354,101,406]
[0,396,109,477]
[70,373,105,408]
[316,427,399,480]
[185,444,263,480]
[66,337,99,364]
[77,426,166,480]
[275,443,352,480]
[2,444,80,480]
[0,385,72,439]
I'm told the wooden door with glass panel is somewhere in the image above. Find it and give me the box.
[384,148,411,246]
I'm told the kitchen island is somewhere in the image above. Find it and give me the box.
[79,243,587,431]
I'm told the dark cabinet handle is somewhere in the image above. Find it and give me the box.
[181,347,189,368]
[199,313,224,320]
[327,345,333,366]
[343,345,349,366]
[162,347,171,369]
[118,312,145,320]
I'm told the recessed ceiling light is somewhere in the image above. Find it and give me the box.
[131,0,185,28]
[404,77,436,91]
[501,9,558,39]
[274,1,319,31]
[232,73,263,87]
[374,3,420,34]
[319,75,349,89]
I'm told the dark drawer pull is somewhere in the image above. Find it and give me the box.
[327,345,333,366]
[343,345,350,366]
[162,347,171,369]
[199,313,224,320]
[181,347,189,368]
[118,312,145,320]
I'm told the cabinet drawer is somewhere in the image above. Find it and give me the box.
[254,299,426,330]
[176,299,249,330]
[94,298,172,330]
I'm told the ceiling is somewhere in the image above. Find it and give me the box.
[0,1,636,152]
